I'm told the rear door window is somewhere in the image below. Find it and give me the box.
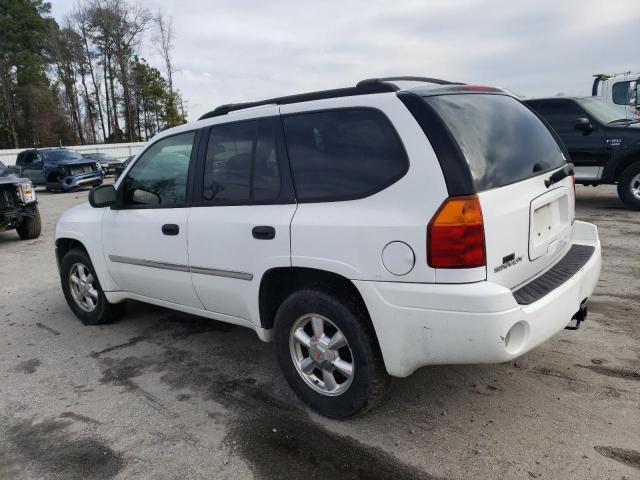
[282,109,408,202]
[202,118,282,204]
[425,94,566,191]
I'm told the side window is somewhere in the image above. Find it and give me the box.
[612,81,632,105]
[122,131,195,207]
[203,119,281,203]
[19,151,36,165]
[282,109,408,202]
[529,101,585,133]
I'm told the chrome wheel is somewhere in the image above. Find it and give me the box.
[631,173,640,200]
[69,263,98,312]
[289,314,354,396]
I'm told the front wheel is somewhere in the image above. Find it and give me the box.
[60,247,124,325]
[274,289,389,418]
[617,162,640,210]
[16,208,41,239]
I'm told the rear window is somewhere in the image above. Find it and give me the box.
[425,94,565,191]
[282,109,408,202]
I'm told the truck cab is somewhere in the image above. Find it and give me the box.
[592,72,640,120]
[526,96,640,209]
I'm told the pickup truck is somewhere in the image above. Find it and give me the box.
[526,96,640,209]
[0,161,41,239]
[15,148,104,192]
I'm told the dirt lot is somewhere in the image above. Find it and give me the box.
[0,184,638,480]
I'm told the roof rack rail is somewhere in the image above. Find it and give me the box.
[198,76,463,120]
[357,76,463,87]
[198,82,398,120]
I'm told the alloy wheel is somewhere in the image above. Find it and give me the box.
[289,313,355,396]
[69,262,98,312]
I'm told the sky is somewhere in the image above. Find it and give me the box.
[51,0,640,122]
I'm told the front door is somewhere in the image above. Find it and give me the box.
[20,151,45,185]
[101,130,203,308]
[188,113,296,324]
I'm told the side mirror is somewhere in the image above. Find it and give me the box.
[574,117,593,134]
[89,184,117,208]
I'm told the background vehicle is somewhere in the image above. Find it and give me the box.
[0,161,41,239]
[56,77,600,418]
[81,152,122,176]
[114,155,134,181]
[592,72,639,119]
[15,148,104,192]
[526,96,640,209]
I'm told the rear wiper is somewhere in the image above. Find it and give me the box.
[545,163,574,188]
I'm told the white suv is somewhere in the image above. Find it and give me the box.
[55,77,602,418]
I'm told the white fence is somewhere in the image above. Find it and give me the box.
[0,142,146,166]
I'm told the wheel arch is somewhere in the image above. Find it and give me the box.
[258,267,382,353]
[610,150,640,181]
[55,234,119,291]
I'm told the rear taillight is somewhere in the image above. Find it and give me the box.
[428,195,485,268]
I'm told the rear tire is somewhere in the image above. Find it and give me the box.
[60,247,124,325]
[617,162,640,210]
[16,208,41,240]
[274,289,390,418]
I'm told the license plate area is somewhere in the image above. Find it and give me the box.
[529,187,570,260]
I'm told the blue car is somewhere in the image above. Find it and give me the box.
[15,148,104,192]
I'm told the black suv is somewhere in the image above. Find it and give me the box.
[525,97,640,209]
[0,161,41,239]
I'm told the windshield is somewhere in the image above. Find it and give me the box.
[41,149,85,161]
[425,94,566,191]
[0,161,6,174]
[576,98,631,123]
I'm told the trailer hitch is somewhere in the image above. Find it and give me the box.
[566,300,588,330]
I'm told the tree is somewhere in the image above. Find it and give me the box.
[0,0,184,148]
[154,10,175,96]
[71,3,106,141]
[0,0,75,148]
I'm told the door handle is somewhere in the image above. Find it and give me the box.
[252,226,275,240]
[162,224,180,236]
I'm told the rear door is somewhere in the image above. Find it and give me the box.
[187,112,296,323]
[425,93,575,289]
[527,99,609,181]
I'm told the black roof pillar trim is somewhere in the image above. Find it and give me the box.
[397,91,475,196]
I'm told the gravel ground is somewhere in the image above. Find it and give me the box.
[0,183,638,480]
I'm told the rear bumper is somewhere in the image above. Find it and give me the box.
[354,220,601,377]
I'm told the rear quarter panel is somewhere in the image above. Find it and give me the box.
[284,93,448,283]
